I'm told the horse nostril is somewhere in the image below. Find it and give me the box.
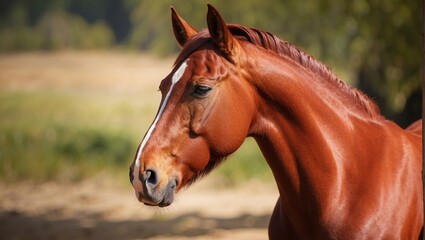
[145,169,158,187]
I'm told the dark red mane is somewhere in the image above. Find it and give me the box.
[176,24,382,119]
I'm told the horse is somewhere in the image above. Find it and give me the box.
[129,4,423,239]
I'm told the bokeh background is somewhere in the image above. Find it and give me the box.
[0,0,422,239]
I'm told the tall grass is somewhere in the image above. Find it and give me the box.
[0,90,137,182]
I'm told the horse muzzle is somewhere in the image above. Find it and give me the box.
[133,168,177,207]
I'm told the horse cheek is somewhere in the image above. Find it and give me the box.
[207,98,250,156]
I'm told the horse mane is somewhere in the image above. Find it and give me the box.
[175,24,381,119]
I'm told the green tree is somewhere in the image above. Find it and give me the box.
[128,0,421,125]
[347,0,421,126]
[0,0,420,125]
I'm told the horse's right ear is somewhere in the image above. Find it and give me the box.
[171,7,198,48]
[206,4,239,59]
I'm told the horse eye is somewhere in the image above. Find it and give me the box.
[192,84,212,97]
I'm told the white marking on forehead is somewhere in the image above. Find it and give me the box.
[132,59,188,193]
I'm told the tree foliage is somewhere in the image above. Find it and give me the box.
[0,0,421,125]
[127,0,421,125]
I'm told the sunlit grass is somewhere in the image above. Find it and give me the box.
[0,90,139,182]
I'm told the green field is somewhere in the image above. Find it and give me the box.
[0,52,272,184]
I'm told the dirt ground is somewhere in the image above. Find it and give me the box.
[0,178,278,240]
[0,52,279,240]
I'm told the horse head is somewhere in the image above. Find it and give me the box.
[129,5,255,207]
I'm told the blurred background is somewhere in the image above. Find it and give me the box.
[0,0,422,239]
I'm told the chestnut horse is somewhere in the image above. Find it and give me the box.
[129,5,423,239]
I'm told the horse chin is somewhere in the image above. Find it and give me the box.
[142,198,174,208]
[143,198,173,208]
[157,198,173,208]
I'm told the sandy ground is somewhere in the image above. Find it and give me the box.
[0,52,279,240]
[0,178,278,240]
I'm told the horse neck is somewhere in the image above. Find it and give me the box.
[244,46,377,225]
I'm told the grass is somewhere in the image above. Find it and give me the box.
[0,52,272,184]
[0,90,139,182]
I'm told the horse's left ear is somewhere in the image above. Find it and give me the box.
[207,4,239,58]
[171,7,198,48]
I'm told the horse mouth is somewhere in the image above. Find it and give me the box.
[143,201,171,207]
[138,179,177,207]
[142,196,174,208]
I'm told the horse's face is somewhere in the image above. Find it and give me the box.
[129,6,255,207]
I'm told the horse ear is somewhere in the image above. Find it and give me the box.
[207,4,238,57]
[171,7,198,48]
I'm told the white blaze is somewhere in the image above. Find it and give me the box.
[132,60,188,193]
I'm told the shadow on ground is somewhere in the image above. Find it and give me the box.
[0,210,270,240]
